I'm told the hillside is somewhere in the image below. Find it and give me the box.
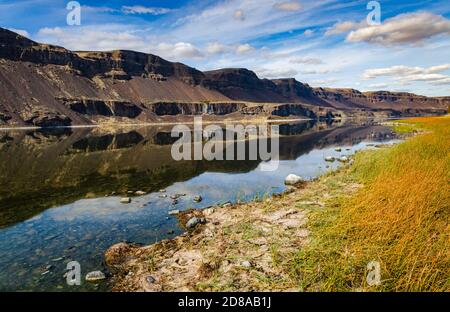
[0,28,448,127]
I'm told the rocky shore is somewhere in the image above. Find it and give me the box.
[104,162,361,291]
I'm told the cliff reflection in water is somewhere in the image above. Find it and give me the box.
[0,120,395,228]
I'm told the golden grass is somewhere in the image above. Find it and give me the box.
[293,116,450,291]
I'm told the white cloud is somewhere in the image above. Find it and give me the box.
[303,29,314,36]
[273,1,303,12]
[325,21,365,36]
[37,26,147,52]
[206,42,230,54]
[363,64,450,79]
[154,42,204,59]
[121,5,172,15]
[368,83,389,89]
[233,9,245,21]
[363,64,450,87]
[7,28,30,38]
[81,6,117,13]
[236,43,254,54]
[310,78,337,86]
[289,56,323,65]
[257,68,298,78]
[299,69,332,74]
[347,12,450,45]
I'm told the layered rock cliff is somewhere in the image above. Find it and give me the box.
[0,28,448,127]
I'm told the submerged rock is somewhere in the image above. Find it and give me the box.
[325,156,335,162]
[85,271,106,282]
[193,195,203,202]
[284,174,303,185]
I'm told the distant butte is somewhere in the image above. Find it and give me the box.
[0,28,448,127]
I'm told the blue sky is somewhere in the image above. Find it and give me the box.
[1,0,450,96]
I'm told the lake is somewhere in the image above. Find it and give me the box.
[0,120,399,291]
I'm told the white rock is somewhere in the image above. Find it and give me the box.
[325,156,335,162]
[284,174,303,185]
[168,210,179,215]
[120,197,131,204]
[85,271,106,282]
[135,191,146,196]
[335,147,342,152]
[338,156,349,162]
[241,261,252,268]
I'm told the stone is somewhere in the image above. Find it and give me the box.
[325,156,335,162]
[85,271,106,282]
[146,275,156,284]
[284,174,303,185]
[193,195,203,202]
[241,261,252,268]
[120,197,131,204]
[168,210,179,215]
[159,194,167,198]
[135,191,146,196]
[159,189,166,193]
[186,217,200,229]
[338,156,349,162]
[172,199,178,205]
[335,147,342,152]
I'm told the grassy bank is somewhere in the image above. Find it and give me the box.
[105,116,449,292]
[293,116,449,291]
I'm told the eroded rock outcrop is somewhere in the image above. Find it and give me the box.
[0,27,447,127]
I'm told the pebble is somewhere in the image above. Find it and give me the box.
[135,191,146,196]
[193,195,203,202]
[146,275,156,284]
[241,261,252,268]
[186,217,200,229]
[85,271,106,282]
[168,210,180,215]
[120,197,131,204]
[284,174,303,185]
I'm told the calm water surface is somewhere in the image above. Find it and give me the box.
[0,120,399,291]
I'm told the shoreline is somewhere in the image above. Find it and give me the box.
[103,116,449,292]
[0,114,442,131]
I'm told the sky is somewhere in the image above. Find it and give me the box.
[1,0,450,96]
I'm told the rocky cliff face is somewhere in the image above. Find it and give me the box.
[0,28,447,127]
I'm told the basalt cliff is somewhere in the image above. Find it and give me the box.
[0,28,448,127]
